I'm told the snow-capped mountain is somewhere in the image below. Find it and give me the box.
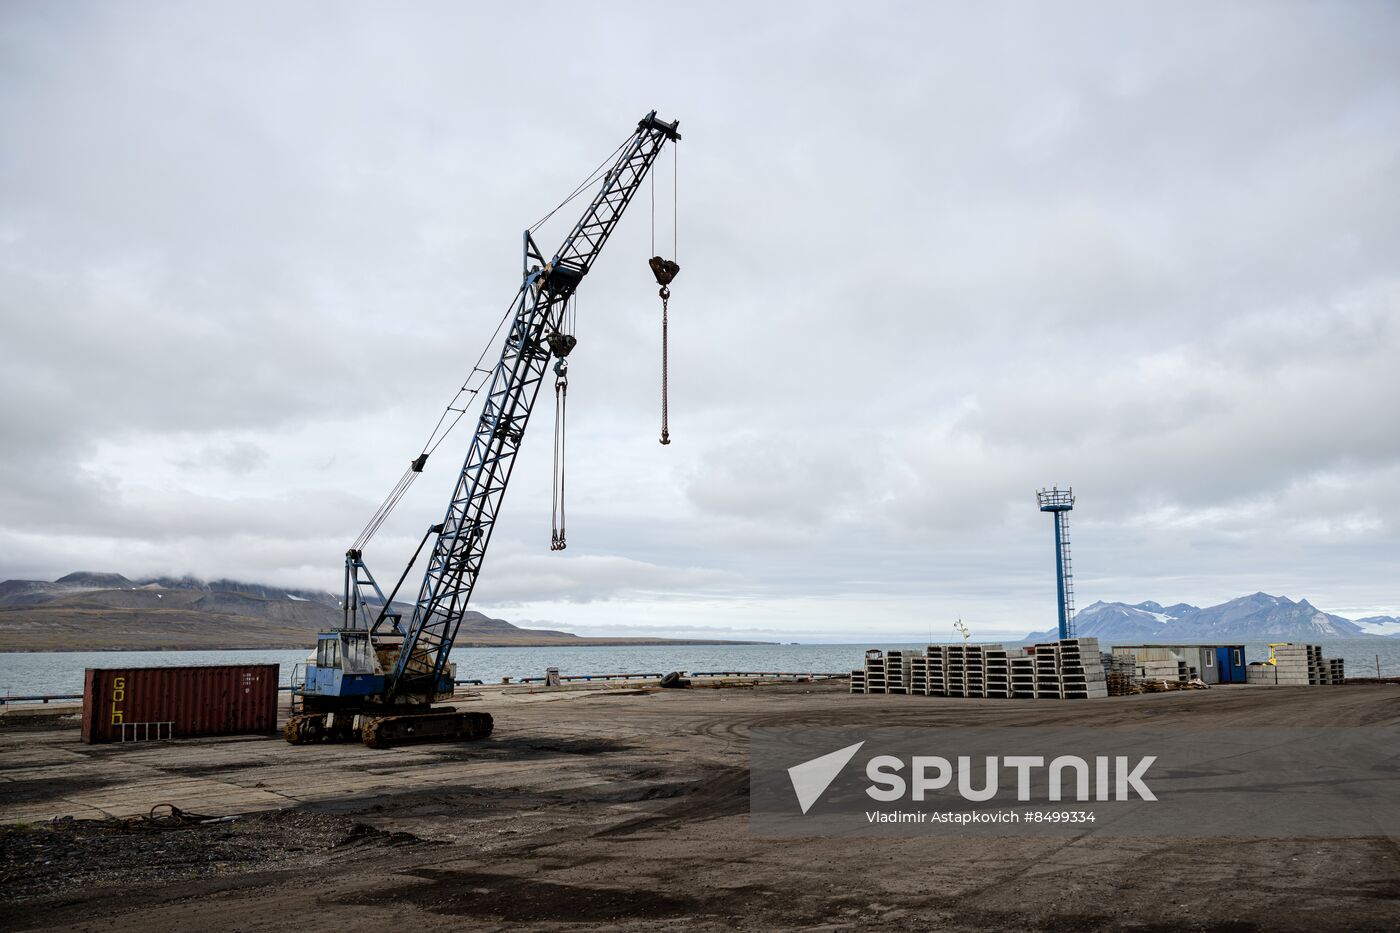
[1024,592,1381,641]
[1352,616,1400,637]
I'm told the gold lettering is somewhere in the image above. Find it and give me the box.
[110,676,126,724]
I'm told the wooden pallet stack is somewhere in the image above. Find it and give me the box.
[1103,651,1136,696]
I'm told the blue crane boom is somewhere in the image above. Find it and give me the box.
[290,112,681,747]
[392,111,681,700]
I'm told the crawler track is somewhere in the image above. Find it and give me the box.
[283,713,357,745]
[362,710,494,749]
[285,710,494,748]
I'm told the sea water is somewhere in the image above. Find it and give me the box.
[2,639,1398,698]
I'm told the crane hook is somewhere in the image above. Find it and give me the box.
[551,357,568,551]
[649,257,678,446]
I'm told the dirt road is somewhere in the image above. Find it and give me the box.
[3,683,1398,931]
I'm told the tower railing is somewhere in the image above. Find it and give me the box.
[1036,486,1077,640]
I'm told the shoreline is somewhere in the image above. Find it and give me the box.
[0,637,778,653]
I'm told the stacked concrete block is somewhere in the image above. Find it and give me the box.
[1033,645,1063,699]
[854,638,1118,702]
[885,649,919,695]
[1244,646,1342,686]
[1104,651,1135,676]
[1285,644,1340,685]
[963,645,986,698]
[1056,638,1108,699]
[1010,656,1036,698]
[1137,658,1188,684]
[1246,662,1277,685]
[1026,639,1107,699]
[1271,644,1313,686]
[946,645,966,698]
[984,648,1010,699]
[926,646,947,697]
[909,656,929,695]
[1122,645,1183,684]
[1299,646,1318,684]
[864,650,887,694]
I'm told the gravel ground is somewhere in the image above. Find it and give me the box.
[3,682,1400,932]
[0,809,422,904]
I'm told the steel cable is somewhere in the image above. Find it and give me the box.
[528,138,630,234]
[354,285,525,550]
[551,363,568,550]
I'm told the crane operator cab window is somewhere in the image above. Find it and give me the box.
[318,632,376,673]
[316,634,340,670]
[340,632,375,673]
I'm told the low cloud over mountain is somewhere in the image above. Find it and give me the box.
[0,572,765,650]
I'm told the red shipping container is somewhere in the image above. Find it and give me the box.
[81,664,279,743]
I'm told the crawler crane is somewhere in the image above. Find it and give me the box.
[287,112,682,747]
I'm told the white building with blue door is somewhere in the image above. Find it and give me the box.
[1112,644,1248,684]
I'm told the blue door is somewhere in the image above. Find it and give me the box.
[1217,646,1245,683]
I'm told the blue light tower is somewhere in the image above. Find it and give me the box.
[1037,486,1076,640]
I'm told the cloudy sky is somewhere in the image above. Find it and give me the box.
[2,2,1397,640]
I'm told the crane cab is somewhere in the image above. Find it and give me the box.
[300,631,386,698]
[297,629,456,704]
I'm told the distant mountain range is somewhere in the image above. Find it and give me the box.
[0,571,768,651]
[1024,592,1400,642]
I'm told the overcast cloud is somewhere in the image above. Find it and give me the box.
[2,1,1397,640]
